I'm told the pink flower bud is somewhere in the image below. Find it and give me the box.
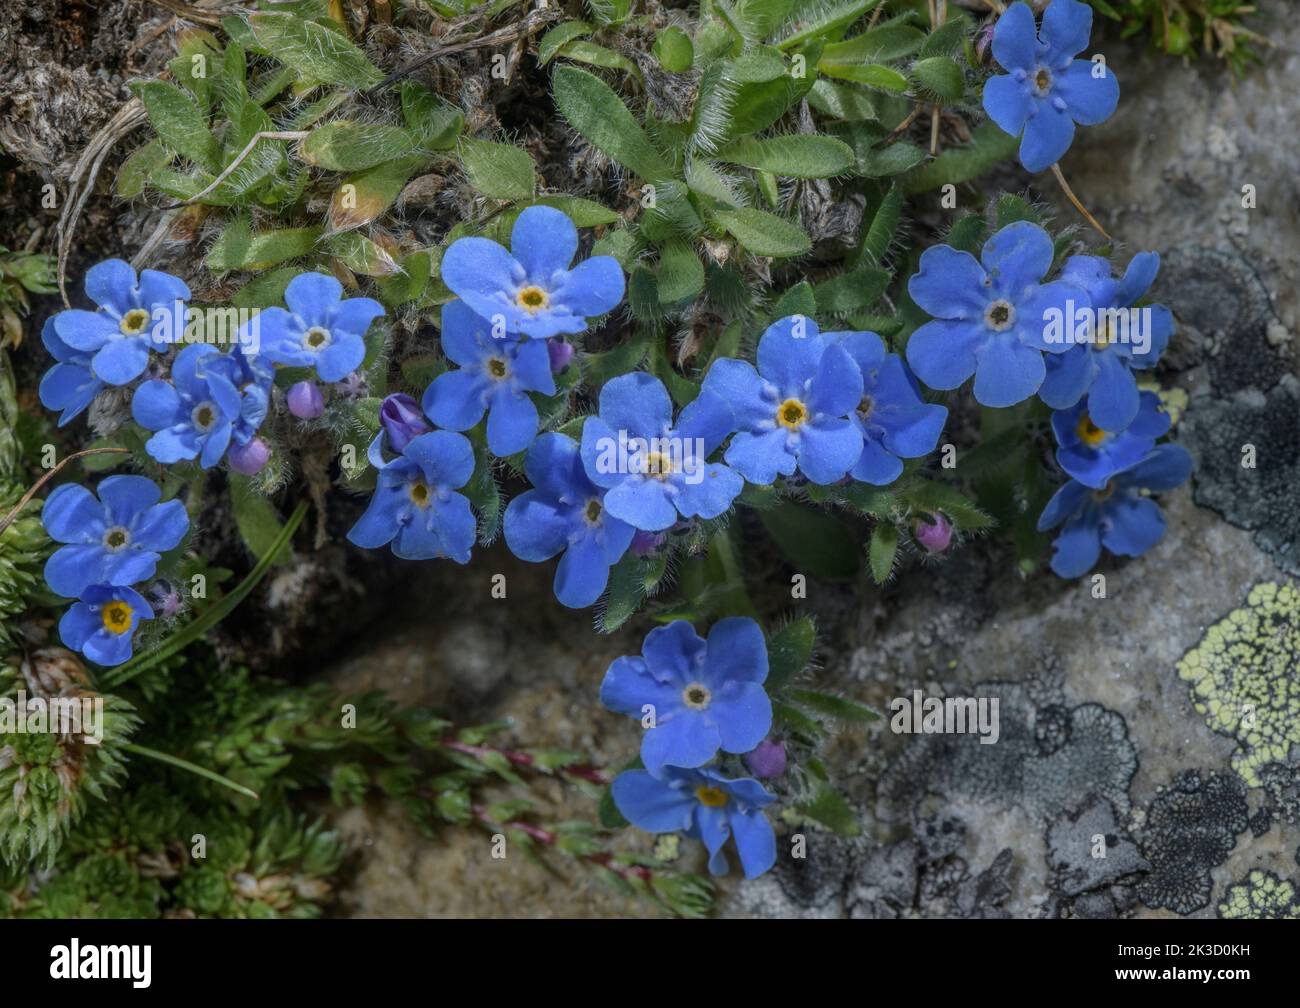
[287,380,325,419]
[548,338,575,373]
[914,512,953,554]
[630,530,665,557]
[744,739,787,779]
[227,437,271,475]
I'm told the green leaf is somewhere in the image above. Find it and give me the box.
[713,207,811,257]
[904,121,1019,194]
[857,182,901,266]
[329,155,426,232]
[457,136,536,200]
[131,80,219,171]
[770,280,816,319]
[777,0,882,51]
[324,232,402,277]
[657,238,705,303]
[206,218,320,272]
[652,26,695,72]
[868,521,898,584]
[767,617,815,691]
[716,134,854,178]
[117,140,170,199]
[530,195,620,226]
[556,40,641,77]
[796,785,861,836]
[552,65,674,182]
[912,56,964,103]
[759,501,859,579]
[400,82,464,148]
[995,192,1042,229]
[247,12,381,89]
[300,122,419,172]
[788,688,881,722]
[813,266,889,314]
[539,21,594,65]
[821,62,909,91]
[228,476,288,565]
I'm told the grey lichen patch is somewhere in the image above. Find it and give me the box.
[1217,869,1300,920]
[1047,797,1149,898]
[1137,769,1248,914]
[1176,582,1300,787]
[1164,247,1300,577]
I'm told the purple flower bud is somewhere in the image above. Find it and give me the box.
[287,380,325,419]
[380,393,431,454]
[144,579,184,618]
[227,436,271,475]
[629,530,665,557]
[975,21,995,62]
[914,512,953,554]
[547,338,575,374]
[744,739,787,779]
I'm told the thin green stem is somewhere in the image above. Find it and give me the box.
[103,499,309,688]
[122,742,259,800]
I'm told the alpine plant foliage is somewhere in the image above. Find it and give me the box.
[3,0,1202,913]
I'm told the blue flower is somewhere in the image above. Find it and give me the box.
[701,316,863,486]
[835,330,948,485]
[600,618,772,775]
[441,205,624,340]
[253,272,384,382]
[1052,390,1169,489]
[346,430,477,562]
[906,221,1084,407]
[579,372,742,532]
[131,344,245,468]
[503,432,635,609]
[1039,253,1173,431]
[224,339,274,449]
[42,476,189,599]
[58,585,153,667]
[612,766,777,879]
[982,0,1119,173]
[422,300,556,457]
[50,259,189,385]
[1037,443,1192,577]
[38,317,104,427]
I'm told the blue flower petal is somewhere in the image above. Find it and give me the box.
[600,656,678,716]
[129,499,188,553]
[642,621,706,684]
[1039,346,1093,409]
[675,388,735,455]
[611,770,695,833]
[1115,252,1160,308]
[331,296,385,338]
[1037,479,1088,531]
[137,269,191,313]
[404,430,476,489]
[511,338,556,395]
[992,1,1039,72]
[642,713,722,775]
[907,319,983,390]
[98,474,162,520]
[796,420,862,484]
[441,237,521,326]
[1123,443,1192,492]
[1085,351,1140,431]
[983,73,1034,138]
[424,369,489,431]
[1019,104,1076,173]
[851,438,904,485]
[729,807,777,880]
[346,483,408,549]
[579,416,625,490]
[92,337,150,385]
[808,342,862,417]
[972,335,1044,407]
[396,493,476,563]
[523,431,589,500]
[440,299,495,365]
[982,221,1053,294]
[53,310,117,353]
[1049,512,1102,577]
[908,246,990,320]
[552,255,625,317]
[41,484,103,543]
[284,272,343,327]
[882,402,947,459]
[40,363,101,426]
[485,384,538,456]
[700,357,770,429]
[598,372,673,441]
[316,333,365,382]
[58,598,103,650]
[757,315,823,394]
[553,533,613,608]
[84,259,138,314]
[1101,495,1165,557]
[672,461,743,519]
[603,478,677,532]
[511,205,577,280]
[703,617,767,685]
[724,428,794,485]
[1041,0,1094,65]
[503,490,570,562]
[45,544,105,598]
[1055,60,1118,125]
[131,379,182,430]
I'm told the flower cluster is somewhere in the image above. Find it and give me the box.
[603,618,779,879]
[42,476,188,665]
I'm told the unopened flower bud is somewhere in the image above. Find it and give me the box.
[287,380,324,419]
[744,739,787,779]
[914,512,953,554]
[227,437,271,475]
[547,338,575,373]
[630,530,665,557]
[380,393,431,454]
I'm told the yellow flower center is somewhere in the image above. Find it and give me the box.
[487,357,508,379]
[777,398,808,430]
[1092,320,1114,350]
[984,299,1015,331]
[1034,68,1053,91]
[192,402,217,431]
[409,481,431,508]
[857,395,875,422]
[681,683,711,710]
[643,451,675,479]
[584,499,603,523]
[516,286,549,312]
[102,526,130,550]
[120,308,151,336]
[100,600,133,635]
[1075,413,1107,448]
[695,785,728,808]
[303,326,331,350]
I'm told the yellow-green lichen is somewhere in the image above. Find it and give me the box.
[1177,582,1300,787]
[1217,870,1300,919]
